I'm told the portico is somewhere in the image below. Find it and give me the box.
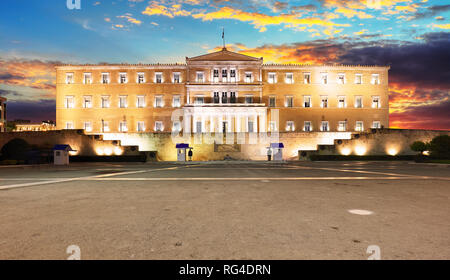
[183,104,267,133]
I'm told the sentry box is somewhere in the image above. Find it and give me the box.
[176,143,190,162]
[270,143,284,161]
[53,144,76,165]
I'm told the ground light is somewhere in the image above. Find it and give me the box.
[340,147,351,156]
[387,147,398,156]
[354,146,367,156]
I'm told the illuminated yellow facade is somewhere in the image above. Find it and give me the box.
[0,97,6,133]
[56,48,389,135]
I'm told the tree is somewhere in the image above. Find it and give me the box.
[429,135,450,159]
[410,141,428,154]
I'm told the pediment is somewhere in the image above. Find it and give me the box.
[187,48,261,62]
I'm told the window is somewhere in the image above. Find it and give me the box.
[372,96,381,108]
[355,121,364,132]
[285,73,294,84]
[268,73,276,84]
[303,96,311,108]
[101,96,110,108]
[304,73,311,84]
[355,96,363,108]
[66,73,74,84]
[337,73,345,84]
[269,96,276,107]
[83,96,92,108]
[64,96,75,109]
[65,122,74,130]
[338,96,346,108]
[173,72,181,83]
[285,96,293,108]
[230,92,236,103]
[119,73,127,84]
[172,96,181,107]
[136,95,145,108]
[304,121,312,132]
[155,73,163,83]
[101,73,110,84]
[245,72,253,83]
[102,121,110,132]
[248,121,254,133]
[194,96,204,104]
[355,74,362,84]
[230,69,236,83]
[321,96,328,108]
[119,96,128,108]
[154,96,163,108]
[84,122,92,132]
[338,121,347,132]
[222,69,228,82]
[196,121,202,133]
[371,74,380,85]
[83,73,92,84]
[269,121,277,132]
[137,121,145,132]
[137,73,145,84]
[222,92,228,104]
[286,121,295,132]
[213,69,219,83]
[372,121,381,129]
[321,121,329,132]
[172,121,181,132]
[321,73,328,84]
[119,121,128,132]
[196,72,204,83]
[213,92,220,103]
[245,96,253,104]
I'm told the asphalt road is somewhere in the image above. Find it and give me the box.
[0,161,448,260]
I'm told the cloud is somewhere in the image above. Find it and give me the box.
[141,2,349,32]
[410,4,450,20]
[192,6,349,32]
[5,99,56,122]
[0,59,58,92]
[117,14,142,25]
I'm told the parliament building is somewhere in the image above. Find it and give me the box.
[56,48,389,135]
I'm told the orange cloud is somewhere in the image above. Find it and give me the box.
[0,59,56,93]
[192,6,349,32]
[142,1,191,18]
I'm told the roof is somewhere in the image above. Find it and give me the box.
[187,48,261,62]
[176,143,190,149]
[53,144,75,151]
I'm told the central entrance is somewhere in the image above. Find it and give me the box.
[222,121,228,133]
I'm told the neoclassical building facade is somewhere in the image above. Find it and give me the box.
[56,48,389,136]
[0,96,6,133]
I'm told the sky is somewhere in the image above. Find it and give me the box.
[0,0,449,130]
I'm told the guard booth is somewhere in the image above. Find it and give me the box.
[176,143,190,162]
[271,143,284,161]
[53,144,75,165]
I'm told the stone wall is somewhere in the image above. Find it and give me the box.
[334,129,450,156]
[0,130,126,156]
[1,129,448,161]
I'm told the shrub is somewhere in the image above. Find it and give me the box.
[410,141,428,154]
[429,135,450,159]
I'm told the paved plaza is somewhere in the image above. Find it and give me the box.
[0,161,449,259]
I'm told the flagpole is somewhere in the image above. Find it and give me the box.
[222,28,225,49]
